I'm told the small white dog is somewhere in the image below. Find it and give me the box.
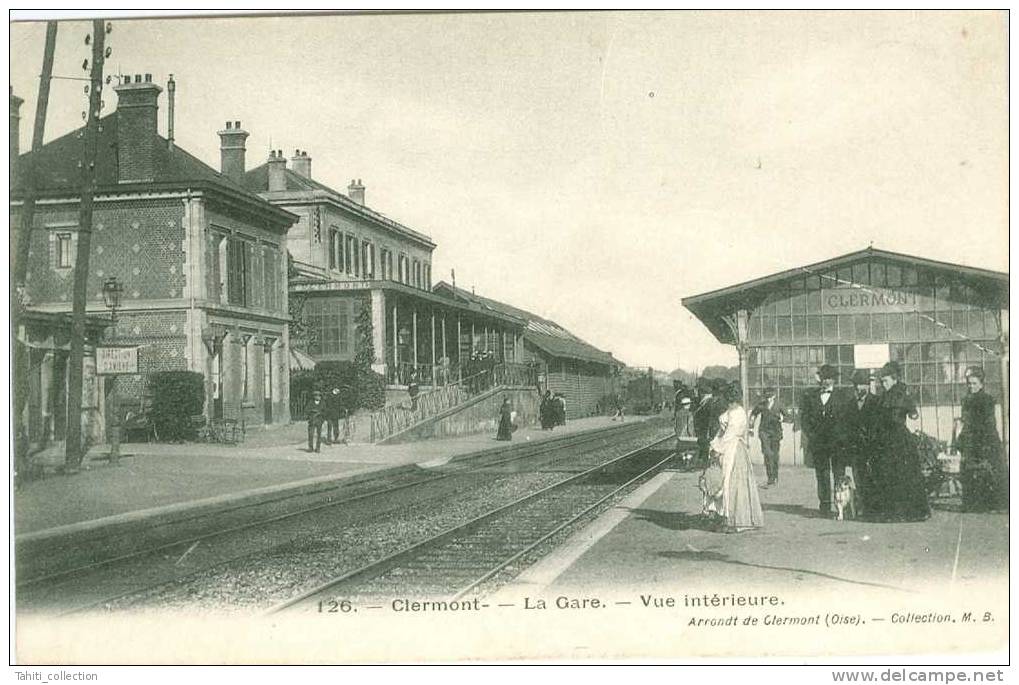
[833,474,857,521]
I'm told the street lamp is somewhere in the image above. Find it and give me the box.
[102,276,123,463]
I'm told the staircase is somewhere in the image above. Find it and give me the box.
[369,363,537,443]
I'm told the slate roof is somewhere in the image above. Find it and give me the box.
[242,163,436,248]
[13,115,294,225]
[432,282,619,367]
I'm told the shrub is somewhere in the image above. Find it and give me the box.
[313,361,387,412]
[149,371,205,441]
[356,367,386,410]
[314,361,361,415]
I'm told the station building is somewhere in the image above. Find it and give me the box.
[240,148,526,392]
[683,247,1009,463]
[11,75,297,442]
[432,283,622,417]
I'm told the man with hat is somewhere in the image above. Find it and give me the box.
[675,395,695,437]
[799,364,848,516]
[749,388,791,486]
[692,377,721,467]
[306,390,325,453]
[844,369,880,512]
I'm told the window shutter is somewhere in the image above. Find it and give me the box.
[227,239,240,304]
[244,241,253,306]
[252,243,263,308]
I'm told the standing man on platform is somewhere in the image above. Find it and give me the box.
[844,369,880,512]
[324,387,343,446]
[692,377,717,468]
[306,390,325,453]
[800,364,846,517]
[749,388,791,487]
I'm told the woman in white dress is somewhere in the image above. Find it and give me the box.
[709,383,764,532]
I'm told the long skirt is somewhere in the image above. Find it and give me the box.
[870,426,929,521]
[960,438,1007,512]
[496,414,513,441]
[722,440,764,530]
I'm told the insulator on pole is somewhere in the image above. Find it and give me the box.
[85,34,91,45]
[105,47,112,58]
[82,59,89,71]
[106,22,112,33]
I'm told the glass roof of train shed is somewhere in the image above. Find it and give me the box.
[682,247,1009,346]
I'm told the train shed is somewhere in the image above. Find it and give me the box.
[683,246,1009,463]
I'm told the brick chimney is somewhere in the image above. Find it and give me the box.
[10,88,23,186]
[267,149,287,192]
[290,149,311,179]
[114,73,162,183]
[348,178,365,205]
[218,120,248,183]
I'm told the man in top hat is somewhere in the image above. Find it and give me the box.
[799,364,848,516]
[844,368,880,512]
[749,387,791,486]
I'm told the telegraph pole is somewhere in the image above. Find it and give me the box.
[13,21,57,290]
[64,20,107,470]
[12,22,57,474]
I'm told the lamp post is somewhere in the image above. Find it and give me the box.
[102,276,123,464]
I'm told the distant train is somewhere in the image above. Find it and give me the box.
[623,374,669,415]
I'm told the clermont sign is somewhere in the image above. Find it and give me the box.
[821,286,932,315]
[96,346,139,375]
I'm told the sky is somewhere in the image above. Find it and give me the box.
[9,11,1009,371]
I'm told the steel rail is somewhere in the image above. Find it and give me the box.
[450,451,675,600]
[267,434,674,614]
[20,420,647,591]
[28,423,665,614]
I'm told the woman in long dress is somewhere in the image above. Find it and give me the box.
[496,398,513,441]
[709,383,764,532]
[956,366,1007,512]
[870,362,929,522]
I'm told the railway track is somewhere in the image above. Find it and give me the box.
[18,420,676,614]
[269,436,675,615]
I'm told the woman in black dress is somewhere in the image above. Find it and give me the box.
[538,389,554,430]
[496,398,513,441]
[870,362,930,521]
[956,366,1007,512]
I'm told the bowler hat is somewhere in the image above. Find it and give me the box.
[762,387,777,398]
[850,369,871,386]
[818,364,838,380]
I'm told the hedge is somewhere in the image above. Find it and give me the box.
[149,371,205,441]
[290,361,386,418]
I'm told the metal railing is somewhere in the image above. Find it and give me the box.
[368,362,539,442]
[370,375,473,442]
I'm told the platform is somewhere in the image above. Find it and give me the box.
[14,415,646,535]
[496,464,1009,601]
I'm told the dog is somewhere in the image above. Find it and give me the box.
[833,474,857,521]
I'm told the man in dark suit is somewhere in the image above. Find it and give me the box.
[844,369,880,513]
[749,388,791,486]
[691,377,716,467]
[800,364,847,516]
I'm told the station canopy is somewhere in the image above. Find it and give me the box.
[682,247,1009,345]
